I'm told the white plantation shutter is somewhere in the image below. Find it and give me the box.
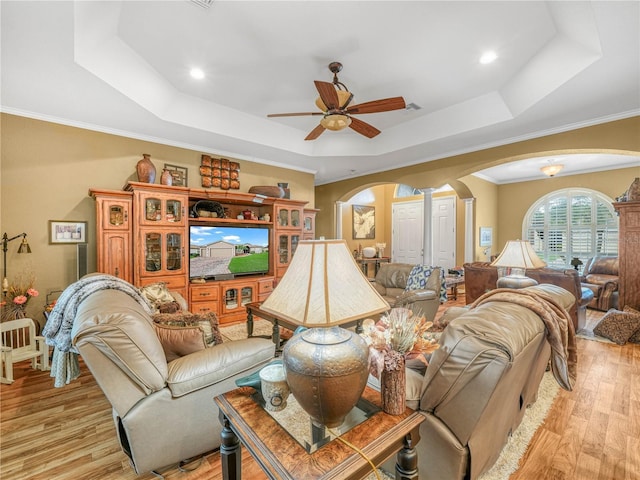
[523,188,618,270]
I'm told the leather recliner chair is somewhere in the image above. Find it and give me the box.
[580,256,619,311]
[370,283,576,480]
[71,288,275,475]
[370,263,443,321]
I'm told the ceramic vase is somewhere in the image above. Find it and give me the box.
[160,169,173,186]
[627,177,640,201]
[380,353,406,415]
[282,327,369,428]
[136,154,156,183]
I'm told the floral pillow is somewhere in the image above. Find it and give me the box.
[140,282,175,312]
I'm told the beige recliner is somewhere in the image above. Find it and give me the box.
[371,263,443,321]
[371,283,575,479]
[71,288,275,476]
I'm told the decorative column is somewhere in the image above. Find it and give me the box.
[335,201,344,239]
[421,189,435,266]
[464,198,475,263]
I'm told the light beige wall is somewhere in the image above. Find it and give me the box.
[315,117,640,238]
[339,184,389,254]
[458,176,500,261]
[496,167,639,251]
[0,114,315,325]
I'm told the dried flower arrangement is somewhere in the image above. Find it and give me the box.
[361,307,440,378]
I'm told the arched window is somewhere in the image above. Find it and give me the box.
[523,188,618,269]
[395,184,423,198]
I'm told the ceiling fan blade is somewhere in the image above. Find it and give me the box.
[305,124,326,141]
[346,97,406,115]
[314,81,340,111]
[267,112,323,117]
[349,117,381,138]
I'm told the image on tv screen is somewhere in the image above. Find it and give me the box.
[189,226,269,279]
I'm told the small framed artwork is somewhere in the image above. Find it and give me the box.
[479,227,493,247]
[353,205,376,239]
[49,220,87,244]
[163,164,188,187]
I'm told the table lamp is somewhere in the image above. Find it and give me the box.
[260,239,390,427]
[490,240,546,289]
[570,257,583,271]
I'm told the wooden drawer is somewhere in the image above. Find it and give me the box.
[191,301,219,315]
[190,286,219,302]
[139,275,186,291]
[257,278,274,295]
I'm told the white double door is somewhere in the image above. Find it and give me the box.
[392,196,456,270]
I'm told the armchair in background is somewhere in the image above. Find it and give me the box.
[580,256,619,311]
[371,263,444,321]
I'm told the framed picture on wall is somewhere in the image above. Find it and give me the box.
[479,226,493,247]
[49,220,87,244]
[352,205,375,239]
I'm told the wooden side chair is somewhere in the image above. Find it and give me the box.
[1,318,50,384]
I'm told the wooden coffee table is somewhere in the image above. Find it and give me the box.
[214,385,424,480]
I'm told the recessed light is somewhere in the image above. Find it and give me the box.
[479,51,498,65]
[190,68,205,79]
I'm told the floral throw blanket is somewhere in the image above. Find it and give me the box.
[471,288,577,391]
[42,274,153,387]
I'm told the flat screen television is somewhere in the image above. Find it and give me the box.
[189,225,270,280]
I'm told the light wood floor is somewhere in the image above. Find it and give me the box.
[1,299,638,480]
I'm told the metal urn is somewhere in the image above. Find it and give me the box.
[283,326,370,428]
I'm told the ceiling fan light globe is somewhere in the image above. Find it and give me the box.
[315,90,352,111]
[320,114,351,131]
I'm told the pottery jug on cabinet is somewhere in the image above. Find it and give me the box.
[136,154,156,183]
[160,169,173,186]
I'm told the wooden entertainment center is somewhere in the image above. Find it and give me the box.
[89,182,315,324]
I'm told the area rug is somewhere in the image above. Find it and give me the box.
[220,319,273,342]
[220,321,560,480]
[576,327,615,344]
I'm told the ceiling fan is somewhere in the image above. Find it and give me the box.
[267,62,406,141]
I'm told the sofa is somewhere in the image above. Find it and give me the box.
[463,262,591,330]
[370,263,443,321]
[580,256,619,311]
[70,287,275,475]
[370,283,576,480]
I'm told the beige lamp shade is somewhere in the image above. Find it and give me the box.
[315,90,353,111]
[320,114,352,131]
[260,239,389,327]
[491,240,546,270]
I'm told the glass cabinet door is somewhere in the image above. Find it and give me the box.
[241,287,253,306]
[145,232,162,272]
[145,198,162,222]
[144,231,183,273]
[278,208,289,227]
[279,234,289,264]
[225,288,238,309]
[166,232,182,271]
[165,199,182,223]
[109,205,125,227]
[291,209,300,227]
[291,234,299,259]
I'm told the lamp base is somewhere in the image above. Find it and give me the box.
[496,275,538,289]
[282,327,369,428]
